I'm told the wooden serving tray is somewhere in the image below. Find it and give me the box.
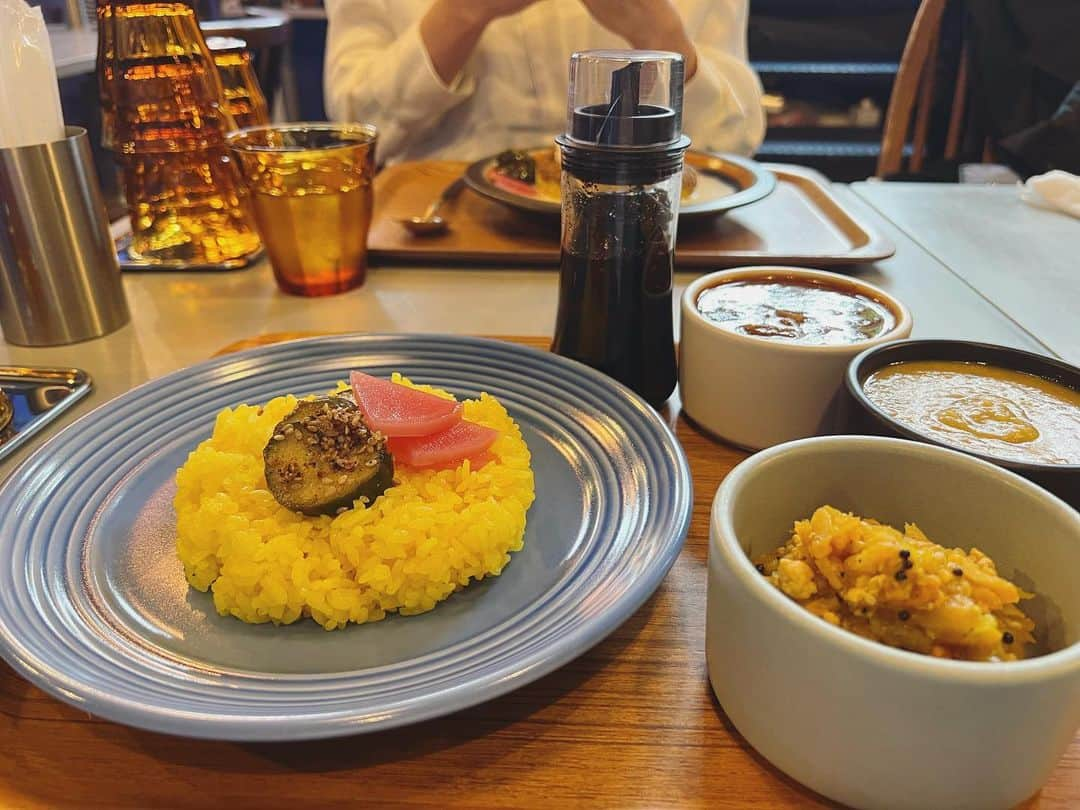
[368,161,895,268]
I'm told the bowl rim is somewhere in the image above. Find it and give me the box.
[845,338,1080,473]
[225,122,379,152]
[711,434,1080,683]
[681,266,913,355]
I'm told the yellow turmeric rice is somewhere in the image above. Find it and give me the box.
[755,505,1035,661]
[175,376,535,630]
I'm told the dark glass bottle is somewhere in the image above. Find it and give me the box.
[551,52,690,406]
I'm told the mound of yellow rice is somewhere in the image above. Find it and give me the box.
[175,375,535,630]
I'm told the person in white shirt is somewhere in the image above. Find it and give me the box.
[324,0,765,164]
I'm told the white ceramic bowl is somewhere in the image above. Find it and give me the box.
[707,436,1080,810]
[679,267,912,450]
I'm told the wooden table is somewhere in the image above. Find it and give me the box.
[0,186,1076,808]
[852,183,1080,365]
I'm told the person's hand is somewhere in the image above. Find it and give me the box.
[422,0,543,85]
[459,0,544,26]
[579,0,698,78]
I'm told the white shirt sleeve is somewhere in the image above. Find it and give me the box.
[324,0,476,162]
[681,1,765,156]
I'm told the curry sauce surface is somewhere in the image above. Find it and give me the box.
[696,277,896,346]
[864,360,1080,465]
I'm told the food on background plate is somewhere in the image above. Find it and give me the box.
[175,372,535,630]
[755,505,1036,661]
[863,360,1080,465]
[696,275,897,346]
[490,149,561,200]
[488,147,699,203]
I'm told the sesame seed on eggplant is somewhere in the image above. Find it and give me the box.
[264,397,393,516]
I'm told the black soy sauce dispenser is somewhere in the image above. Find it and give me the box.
[552,50,691,406]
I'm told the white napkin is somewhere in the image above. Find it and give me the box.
[0,0,66,149]
[1021,170,1080,220]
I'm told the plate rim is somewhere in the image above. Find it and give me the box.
[0,333,692,740]
[463,148,777,219]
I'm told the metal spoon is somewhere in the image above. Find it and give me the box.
[400,177,466,236]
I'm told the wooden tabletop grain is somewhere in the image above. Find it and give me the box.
[1,335,1076,809]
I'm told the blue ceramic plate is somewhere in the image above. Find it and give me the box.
[0,335,691,740]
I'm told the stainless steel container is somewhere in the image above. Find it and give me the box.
[0,126,129,346]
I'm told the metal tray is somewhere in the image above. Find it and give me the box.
[0,367,92,464]
[116,234,264,272]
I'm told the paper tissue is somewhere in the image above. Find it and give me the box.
[0,0,66,148]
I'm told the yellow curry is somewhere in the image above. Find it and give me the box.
[863,360,1080,465]
[755,506,1035,662]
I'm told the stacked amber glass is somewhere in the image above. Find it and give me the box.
[97,0,260,266]
[206,36,271,131]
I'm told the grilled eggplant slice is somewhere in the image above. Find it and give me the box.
[264,397,393,516]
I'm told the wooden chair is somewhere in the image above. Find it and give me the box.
[877,0,977,177]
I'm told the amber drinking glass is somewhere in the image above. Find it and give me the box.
[227,124,377,296]
[96,0,260,267]
[207,36,271,131]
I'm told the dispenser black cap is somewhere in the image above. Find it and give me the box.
[563,50,686,149]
